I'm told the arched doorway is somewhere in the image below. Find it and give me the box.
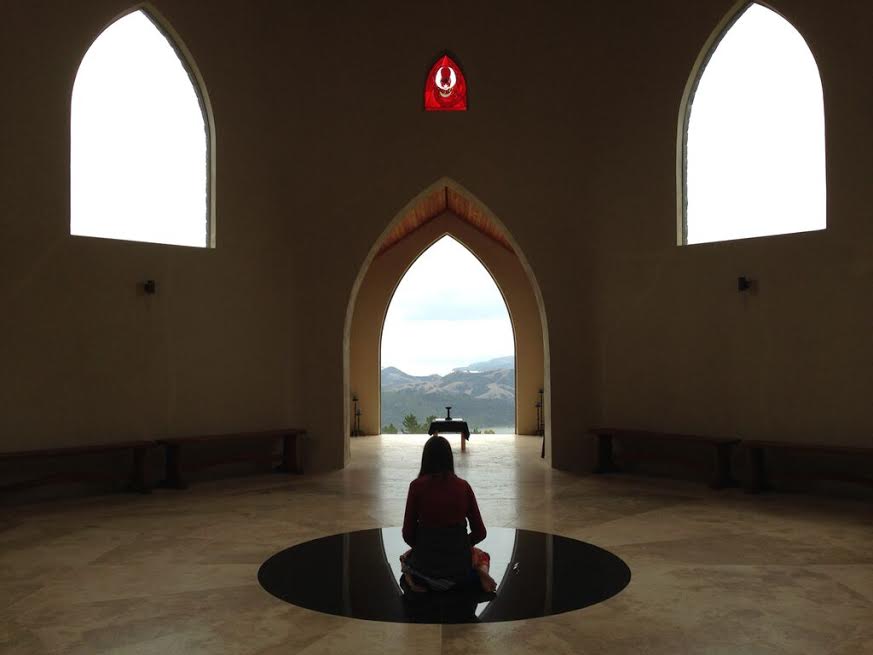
[380,234,516,435]
[344,179,550,457]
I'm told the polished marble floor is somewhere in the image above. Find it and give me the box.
[1,434,872,654]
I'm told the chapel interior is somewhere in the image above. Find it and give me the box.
[1,0,872,653]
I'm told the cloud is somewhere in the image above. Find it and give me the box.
[381,319,514,376]
[381,236,514,375]
[387,237,510,321]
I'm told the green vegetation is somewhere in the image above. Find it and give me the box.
[399,414,438,434]
[381,391,512,432]
[384,414,495,435]
[380,360,515,431]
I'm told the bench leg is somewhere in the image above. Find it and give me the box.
[745,447,767,494]
[130,446,151,493]
[710,443,737,489]
[163,444,188,489]
[276,433,299,474]
[594,434,619,474]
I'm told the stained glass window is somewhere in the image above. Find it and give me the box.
[424,55,467,112]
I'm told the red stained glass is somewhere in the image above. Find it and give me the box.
[424,55,467,112]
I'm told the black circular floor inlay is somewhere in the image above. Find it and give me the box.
[258,527,631,624]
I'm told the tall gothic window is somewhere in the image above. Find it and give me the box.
[682,3,825,245]
[71,9,211,247]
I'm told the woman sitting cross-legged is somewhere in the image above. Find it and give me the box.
[400,435,497,593]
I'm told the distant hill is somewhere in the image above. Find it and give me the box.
[452,355,515,373]
[381,357,514,431]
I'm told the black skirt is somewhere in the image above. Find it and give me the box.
[403,524,472,591]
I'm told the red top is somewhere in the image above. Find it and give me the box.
[402,474,486,547]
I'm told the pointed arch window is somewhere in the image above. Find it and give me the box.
[71,9,212,247]
[681,3,826,245]
[424,55,467,111]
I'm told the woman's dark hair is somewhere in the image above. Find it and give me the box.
[418,435,455,477]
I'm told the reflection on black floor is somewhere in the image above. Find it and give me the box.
[258,527,631,624]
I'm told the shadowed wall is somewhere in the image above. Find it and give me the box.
[0,0,870,475]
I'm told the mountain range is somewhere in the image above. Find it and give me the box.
[381,356,514,431]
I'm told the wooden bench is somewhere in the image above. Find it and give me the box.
[158,428,305,489]
[743,440,873,494]
[590,428,740,489]
[0,440,154,494]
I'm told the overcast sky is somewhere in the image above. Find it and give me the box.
[686,4,825,244]
[71,10,208,247]
[381,236,514,376]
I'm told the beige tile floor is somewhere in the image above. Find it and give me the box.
[1,434,872,654]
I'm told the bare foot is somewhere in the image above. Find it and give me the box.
[477,569,497,593]
[404,572,427,593]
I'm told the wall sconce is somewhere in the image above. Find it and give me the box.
[737,276,754,292]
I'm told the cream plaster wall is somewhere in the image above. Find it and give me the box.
[1,0,870,475]
[0,1,302,451]
[348,210,545,437]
